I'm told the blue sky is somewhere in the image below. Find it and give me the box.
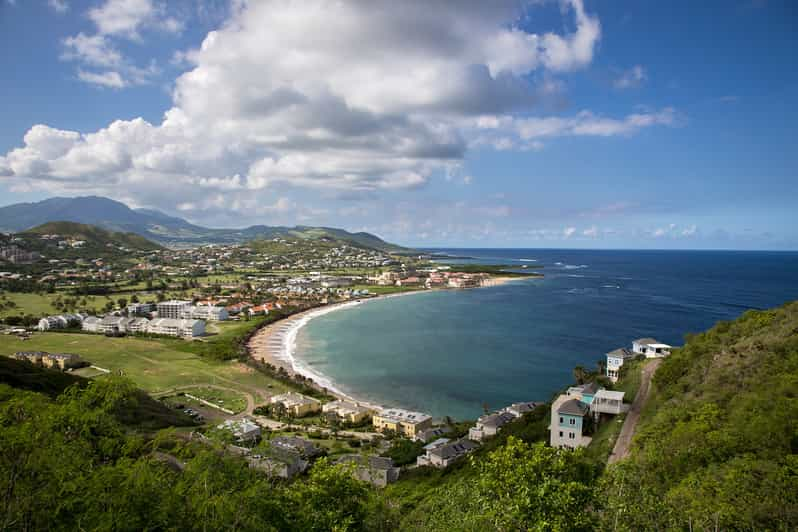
[0,0,796,249]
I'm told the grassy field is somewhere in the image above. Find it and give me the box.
[181,385,248,413]
[0,290,162,318]
[0,332,293,404]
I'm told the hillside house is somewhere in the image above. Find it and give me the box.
[337,455,400,487]
[632,338,672,358]
[416,438,479,468]
[549,396,591,449]
[468,411,516,441]
[605,347,636,382]
[217,418,261,443]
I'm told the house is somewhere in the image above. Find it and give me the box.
[249,449,308,479]
[270,436,322,458]
[372,408,433,438]
[503,401,543,418]
[248,303,272,316]
[147,318,205,338]
[225,302,253,315]
[217,418,261,443]
[337,455,400,487]
[549,395,591,449]
[322,400,373,424]
[269,392,322,417]
[13,351,45,365]
[591,389,626,416]
[567,381,599,405]
[81,316,100,332]
[37,313,82,331]
[156,300,192,319]
[416,438,479,468]
[605,347,636,382]
[632,338,672,358]
[414,426,452,443]
[127,317,150,333]
[468,411,516,441]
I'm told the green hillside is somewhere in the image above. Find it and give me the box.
[0,303,795,530]
[600,301,798,530]
[23,221,164,252]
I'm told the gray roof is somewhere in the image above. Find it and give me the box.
[634,337,659,345]
[271,436,321,457]
[557,399,589,417]
[607,347,635,358]
[579,381,599,395]
[337,454,396,470]
[478,411,516,429]
[428,439,479,460]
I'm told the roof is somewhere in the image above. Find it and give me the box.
[633,337,659,345]
[594,389,626,401]
[271,436,321,456]
[376,408,431,424]
[607,347,635,358]
[506,401,542,414]
[477,411,516,429]
[423,438,450,451]
[271,392,321,406]
[337,454,396,470]
[647,343,672,349]
[571,381,599,395]
[428,439,479,460]
[557,399,589,417]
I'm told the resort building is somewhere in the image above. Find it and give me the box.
[468,411,516,441]
[217,418,261,443]
[503,401,543,417]
[269,392,322,417]
[632,338,672,358]
[157,300,192,319]
[606,347,636,382]
[37,313,83,331]
[14,351,83,371]
[97,316,133,335]
[147,318,205,338]
[417,438,479,468]
[81,316,100,333]
[127,302,155,316]
[549,395,591,449]
[188,305,229,321]
[337,455,400,487]
[372,408,433,438]
[322,400,373,424]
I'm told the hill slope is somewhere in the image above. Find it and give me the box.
[601,301,798,529]
[0,196,408,251]
[23,221,164,252]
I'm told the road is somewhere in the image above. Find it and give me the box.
[608,358,661,464]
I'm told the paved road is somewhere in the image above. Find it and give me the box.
[608,358,661,464]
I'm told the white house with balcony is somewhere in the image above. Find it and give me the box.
[632,338,672,358]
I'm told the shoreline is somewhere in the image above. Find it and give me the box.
[247,275,534,409]
[247,290,428,408]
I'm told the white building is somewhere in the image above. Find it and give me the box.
[468,411,516,441]
[217,418,261,442]
[188,305,229,321]
[148,318,205,338]
[605,347,636,383]
[37,313,82,331]
[632,338,672,358]
[81,316,100,332]
[97,316,132,334]
[157,300,192,319]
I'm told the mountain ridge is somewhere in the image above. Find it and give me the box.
[0,196,407,252]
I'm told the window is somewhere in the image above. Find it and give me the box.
[559,431,563,437]
[570,418,576,425]
[569,432,575,439]
[559,416,563,424]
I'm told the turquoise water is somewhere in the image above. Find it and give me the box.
[296,249,798,420]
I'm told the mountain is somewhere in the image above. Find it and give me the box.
[21,221,164,252]
[0,196,408,252]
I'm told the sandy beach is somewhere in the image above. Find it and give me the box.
[246,275,533,405]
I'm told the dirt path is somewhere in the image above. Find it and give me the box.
[152,383,257,415]
[608,358,662,464]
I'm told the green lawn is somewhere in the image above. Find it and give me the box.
[0,332,293,401]
[181,385,248,413]
[0,290,162,318]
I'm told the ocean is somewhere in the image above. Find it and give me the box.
[294,249,798,420]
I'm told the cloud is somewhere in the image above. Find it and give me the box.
[76,69,126,88]
[582,225,599,237]
[88,0,182,39]
[613,65,646,89]
[563,227,577,238]
[48,0,69,13]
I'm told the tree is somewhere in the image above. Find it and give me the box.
[130,294,139,303]
[117,298,128,310]
[473,436,597,531]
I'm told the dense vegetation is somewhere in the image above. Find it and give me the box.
[22,221,164,253]
[1,302,796,530]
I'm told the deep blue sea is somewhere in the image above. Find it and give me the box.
[296,249,798,420]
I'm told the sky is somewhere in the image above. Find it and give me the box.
[0,0,796,249]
